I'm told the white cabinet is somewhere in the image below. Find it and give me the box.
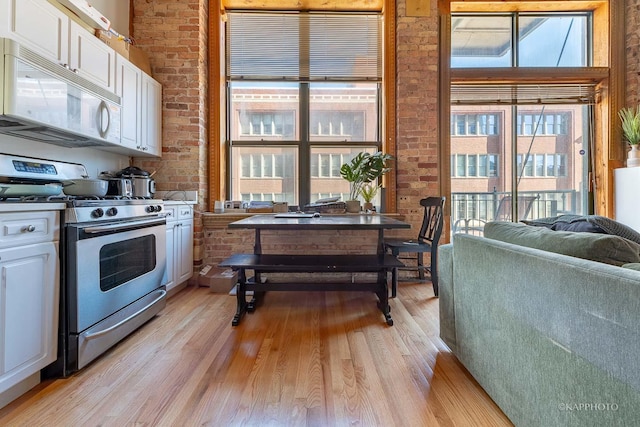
[615,167,640,231]
[115,54,162,157]
[0,211,59,401]
[3,0,69,65]
[69,20,116,93]
[162,205,194,292]
[2,0,116,93]
[116,54,142,150]
[141,73,162,156]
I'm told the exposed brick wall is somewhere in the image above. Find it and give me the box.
[131,0,209,272]
[392,0,441,239]
[626,0,640,105]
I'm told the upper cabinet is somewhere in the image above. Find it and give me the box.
[116,54,142,150]
[116,54,162,157]
[69,20,116,93]
[141,74,162,156]
[4,0,69,64]
[3,0,115,93]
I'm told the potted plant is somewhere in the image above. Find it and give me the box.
[340,151,393,212]
[360,183,379,212]
[619,105,640,167]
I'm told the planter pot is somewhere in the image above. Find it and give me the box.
[363,202,374,211]
[345,200,361,213]
[628,145,640,168]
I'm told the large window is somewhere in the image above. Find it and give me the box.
[226,12,382,206]
[451,13,590,68]
[450,11,593,234]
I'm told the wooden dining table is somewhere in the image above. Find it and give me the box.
[219,214,410,326]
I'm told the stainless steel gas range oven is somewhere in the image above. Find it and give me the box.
[0,154,167,378]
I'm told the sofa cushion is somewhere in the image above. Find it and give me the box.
[522,214,585,228]
[550,220,605,233]
[484,221,640,266]
[586,215,640,245]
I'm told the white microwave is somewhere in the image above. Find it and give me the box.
[0,38,121,147]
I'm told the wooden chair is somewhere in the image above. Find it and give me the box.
[384,196,445,298]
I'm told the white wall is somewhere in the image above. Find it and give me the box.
[88,0,130,36]
[0,135,131,177]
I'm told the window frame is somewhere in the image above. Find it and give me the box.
[224,12,383,207]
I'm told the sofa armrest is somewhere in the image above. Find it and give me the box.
[438,243,456,352]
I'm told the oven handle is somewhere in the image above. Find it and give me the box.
[82,217,166,234]
[83,289,167,340]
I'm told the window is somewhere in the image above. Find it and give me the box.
[517,113,568,135]
[239,111,295,137]
[516,153,567,177]
[226,12,382,205]
[452,114,499,135]
[451,154,499,177]
[451,13,589,68]
[450,10,594,234]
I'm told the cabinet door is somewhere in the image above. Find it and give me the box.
[163,225,175,291]
[69,20,116,92]
[116,55,142,150]
[141,74,162,157]
[0,242,59,394]
[6,0,69,65]
[176,220,194,285]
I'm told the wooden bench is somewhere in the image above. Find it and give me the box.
[219,253,404,326]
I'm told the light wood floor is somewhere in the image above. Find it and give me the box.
[0,281,512,426]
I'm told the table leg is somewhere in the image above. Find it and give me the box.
[376,269,393,326]
[232,268,248,326]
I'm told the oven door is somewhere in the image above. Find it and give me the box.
[66,217,166,334]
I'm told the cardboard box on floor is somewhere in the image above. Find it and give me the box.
[95,30,152,75]
[199,265,238,293]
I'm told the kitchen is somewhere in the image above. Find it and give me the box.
[0,0,199,408]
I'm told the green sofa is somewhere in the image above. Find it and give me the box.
[439,224,640,427]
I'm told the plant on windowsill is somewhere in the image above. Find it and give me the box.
[619,105,640,167]
[360,183,379,212]
[340,151,393,213]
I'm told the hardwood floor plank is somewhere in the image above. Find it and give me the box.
[0,283,512,426]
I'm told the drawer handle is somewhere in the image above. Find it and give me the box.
[23,225,36,233]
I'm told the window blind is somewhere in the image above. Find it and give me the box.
[451,83,598,105]
[226,12,382,81]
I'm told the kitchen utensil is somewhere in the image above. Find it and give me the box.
[62,178,109,197]
[130,176,156,198]
[105,178,133,197]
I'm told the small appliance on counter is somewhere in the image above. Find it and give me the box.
[117,166,156,198]
[100,166,155,198]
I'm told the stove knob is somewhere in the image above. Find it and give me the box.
[155,205,163,212]
[145,205,155,213]
[91,208,104,218]
[106,207,118,216]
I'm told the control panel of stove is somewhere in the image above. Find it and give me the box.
[65,200,164,224]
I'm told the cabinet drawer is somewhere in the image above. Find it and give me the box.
[178,206,193,220]
[163,206,177,224]
[0,211,59,248]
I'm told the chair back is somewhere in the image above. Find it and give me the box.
[418,197,446,244]
[494,195,539,221]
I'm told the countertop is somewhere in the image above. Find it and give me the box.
[0,203,66,213]
[163,200,197,206]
